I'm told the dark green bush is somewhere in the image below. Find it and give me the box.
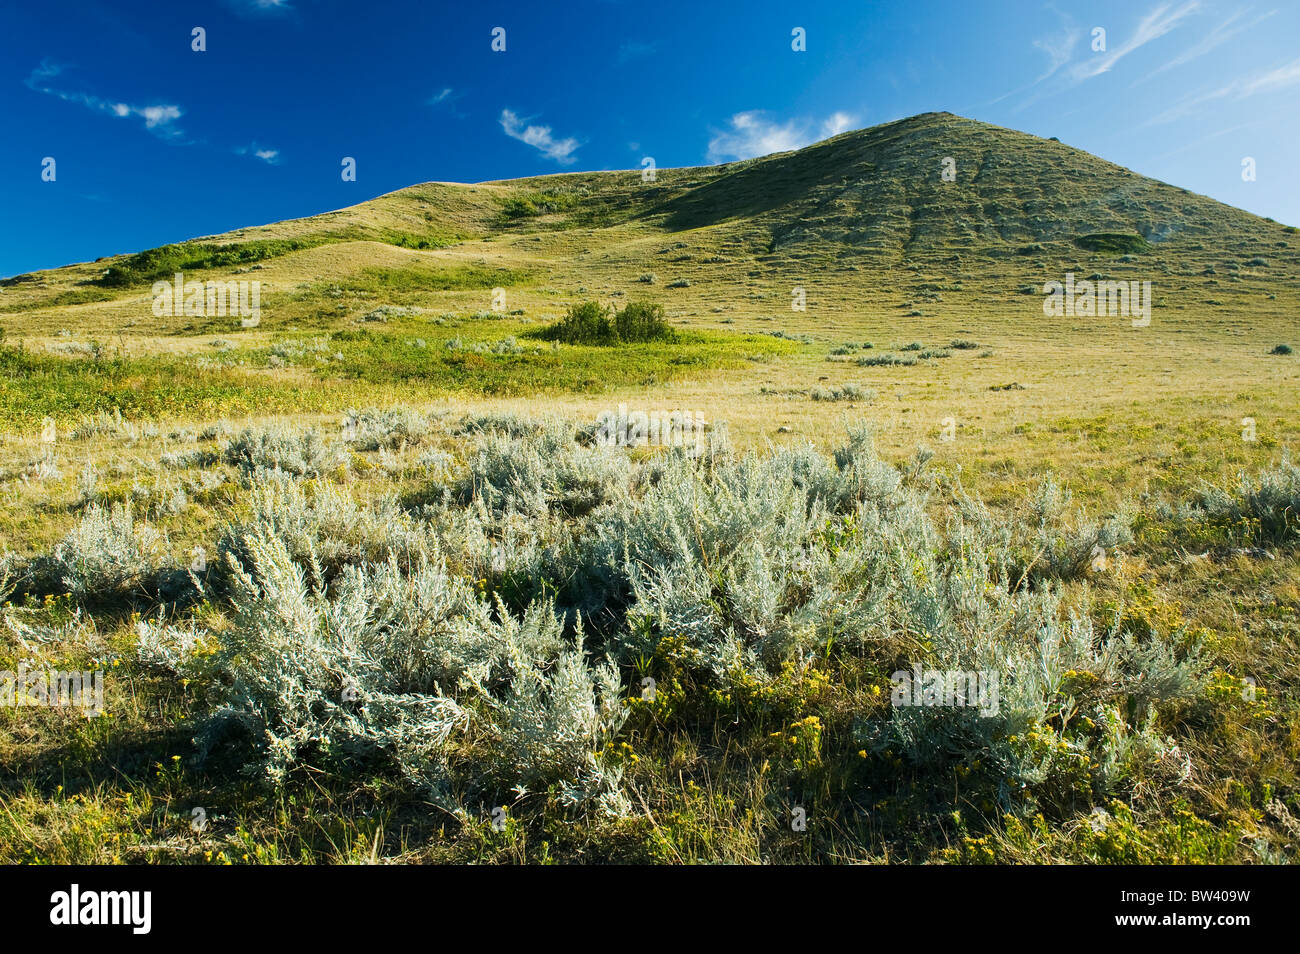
[540,300,676,346]
[97,238,324,287]
[502,197,540,219]
[501,191,577,220]
[613,301,674,343]
[1074,233,1151,255]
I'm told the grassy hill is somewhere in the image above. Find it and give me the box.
[6,111,1297,311]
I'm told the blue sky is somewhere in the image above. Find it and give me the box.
[3,0,1298,277]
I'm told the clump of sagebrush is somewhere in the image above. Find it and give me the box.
[342,406,436,451]
[559,426,919,677]
[190,523,629,815]
[811,383,874,402]
[135,610,209,675]
[858,352,918,367]
[457,421,632,518]
[954,474,1135,584]
[859,576,1204,815]
[216,476,434,587]
[444,336,538,356]
[223,423,347,479]
[0,552,18,605]
[360,304,423,323]
[69,409,153,443]
[525,423,1192,813]
[455,410,555,440]
[538,300,676,346]
[37,502,161,601]
[1177,455,1300,545]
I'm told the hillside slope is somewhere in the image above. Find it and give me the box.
[3,111,1297,325]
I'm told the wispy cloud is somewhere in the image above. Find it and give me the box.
[1237,57,1300,94]
[427,88,455,106]
[1006,3,1200,110]
[706,110,859,163]
[988,11,1081,106]
[500,109,581,164]
[1137,7,1276,83]
[226,0,294,15]
[1066,1,1201,82]
[25,60,185,139]
[1149,56,1300,122]
[1033,24,1083,83]
[821,112,857,137]
[235,142,281,164]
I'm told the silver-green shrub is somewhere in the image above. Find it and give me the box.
[1181,455,1300,544]
[197,519,628,814]
[342,407,437,451]
[460,424,632,518]
[42,503,161,600]
[223,423,347,479]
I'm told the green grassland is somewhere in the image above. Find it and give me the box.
[1,112,1298,864]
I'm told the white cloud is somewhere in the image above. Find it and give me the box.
[1005,3,1199,110]
[140,105,182,129]
[1139,8,1276,81]
[1032,25,1083,82]
[500,109,581,164]
[1237,57,1300,95]
[427,88,454,106]
[1149,55,1300,122]
[1067,1,1201,82]
[227,0,293,15]
[24,60,184,139]
[235,142,281,164]
[706,110,859,163]
[988,14,1081,106]
[820,111,857,137]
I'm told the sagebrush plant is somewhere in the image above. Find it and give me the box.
[342,406,437,451]
[1178,454,1300,545]
[0,551,16,605]
[954,475,1135,583]
[562,428,917,678]
[135,610,210,675]
[458,421,632,518]
[223,423,347,479]
[217,475,431,586]
[192,518,629,815]
[40,502,162,600]
[455,422,1202,817]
